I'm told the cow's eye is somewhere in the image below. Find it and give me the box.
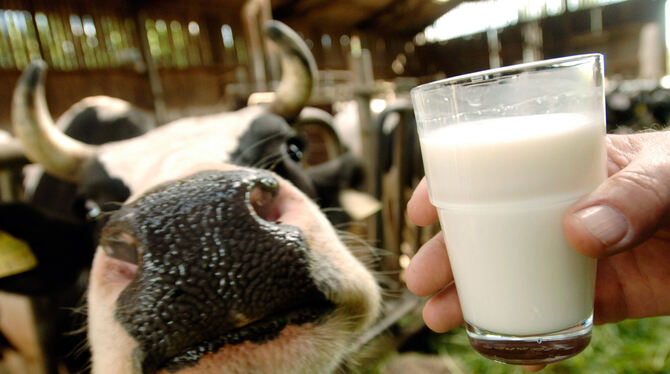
[101,231,140,265]
[287,143,303,162]
[286,137,305,162]
[85,199,102,219]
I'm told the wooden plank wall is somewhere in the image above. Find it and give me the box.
[4,0,658,131]
[0,1,254,130]
[411,0,665,82]
[0,68,153,129]
[0,0,419,132]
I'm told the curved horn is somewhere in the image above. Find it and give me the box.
[11,60,96,182]
[264,20,317,121]
[0,138,28,168]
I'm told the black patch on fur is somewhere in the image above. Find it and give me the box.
[109,170,334,373]
[30,104,145,219]
[30,159,130,222]
[229,114,317,198]
[229,114,294,167]
[65,106,154,145]
[306,152,364,225]
[76,159,131,214]
[0,203,94,295]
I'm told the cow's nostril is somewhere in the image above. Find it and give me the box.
[100,229,140,265]
[248,176,281,222]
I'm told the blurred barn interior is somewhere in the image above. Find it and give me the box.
[0,0,669,373]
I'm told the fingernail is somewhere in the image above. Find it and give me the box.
[573,205,628,247]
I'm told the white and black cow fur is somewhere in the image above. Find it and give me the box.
[0,21,380,374]
[25,95,156,214]
[0,96,156,374]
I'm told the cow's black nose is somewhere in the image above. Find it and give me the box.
[103,170,332,373]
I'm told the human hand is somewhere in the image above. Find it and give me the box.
[405,131,670,370]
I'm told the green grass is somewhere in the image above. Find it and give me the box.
[423,317,670,373]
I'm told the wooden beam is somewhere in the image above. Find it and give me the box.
[135,11,167,123]
[273,0,331,20]
[356,0,469,35]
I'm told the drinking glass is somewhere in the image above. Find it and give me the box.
[410,54,606,365]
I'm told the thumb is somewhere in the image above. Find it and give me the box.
[563,134,670,258]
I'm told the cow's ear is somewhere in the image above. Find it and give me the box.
[0,203,95,295]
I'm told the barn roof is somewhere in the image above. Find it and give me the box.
[130,0,469,35]
[271,0,468,35]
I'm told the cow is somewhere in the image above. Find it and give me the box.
[24,95,156,214]
[0,20,380,374]
[0,97,156,374]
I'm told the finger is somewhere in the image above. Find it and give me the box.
[407,177,439,226]
[422,284,463,332]
[405,232,452,297]
[592,259,628,324]
[563,132,670,258]
[522,364,546,372]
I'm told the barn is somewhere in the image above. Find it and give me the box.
[0,0,669,373]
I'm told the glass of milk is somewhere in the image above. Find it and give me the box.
[410,54,606,365]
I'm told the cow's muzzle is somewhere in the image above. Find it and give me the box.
[99,169,335,373]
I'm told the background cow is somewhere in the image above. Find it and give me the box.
[0,95,156,374]
[0,20,380,374]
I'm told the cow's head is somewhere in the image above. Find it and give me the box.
[8,21,380,374]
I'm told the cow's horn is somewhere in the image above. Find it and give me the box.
[0,138,29,168]
[264,20,317,121]
[12,60,96,182]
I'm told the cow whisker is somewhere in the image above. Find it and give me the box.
[334,229,376,249]
[332,220,367,230]
[252,152,282,170]
[374,270,403,276]
[349,292,422,353]
[236,132,287,161]
[321,206,346,213]
[335,231,381,264]
[87,201,125,222]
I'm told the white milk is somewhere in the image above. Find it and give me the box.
[419,113,606,335]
